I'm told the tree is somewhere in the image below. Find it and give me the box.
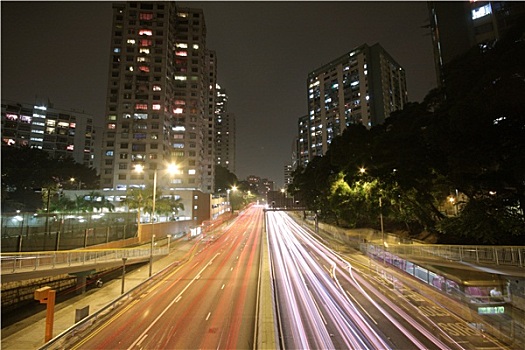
[122,187,184,222]
[214,165,238,193]
[1,147,99,212]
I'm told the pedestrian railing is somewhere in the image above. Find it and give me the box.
[1,247,168,274]
[385,244,524,268]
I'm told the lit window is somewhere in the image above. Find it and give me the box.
[139,66,150,72]
[139,12,153,20]
[108,123,116,129]
[127,39,136,45]
[140,39,152,47]
[5,113,18,121]
[152,104,161,110]
[192,44,199,49]
[472,4,492,20]
[174,75,187,81]
[135,103,148,110]
[105,150,114,156]
[175,51,187,57]
[188,169,196,175]
[66,144,74,151]
[139,29,153,36]
[153,85,161,91]
[20,115,32,123]
[176,43,188,48]
[173,108,183,114]
[113,48,121,53]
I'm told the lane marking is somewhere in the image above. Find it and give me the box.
[136,333,148,347]
[206,312,211,321]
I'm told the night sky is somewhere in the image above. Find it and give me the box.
[1,1,436,187]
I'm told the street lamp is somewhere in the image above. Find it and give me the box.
[134,162,178,223]
[226,189,231,213]
[149,234,155,277]
[121,257,127,294]
[230,185,238,213]
[379,196,385,263]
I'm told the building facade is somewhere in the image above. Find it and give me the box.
[214,84,236,173]
[1,99,98,170]
[300,43,407,166]
[428,1,525,87]
[100,2,214,202]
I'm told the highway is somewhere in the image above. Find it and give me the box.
[71,205,263,349]
[266,210,507,350]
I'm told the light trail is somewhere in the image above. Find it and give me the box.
[267,210,469,350]
[267,211,388,349]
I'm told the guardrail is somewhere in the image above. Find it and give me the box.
[386,244,524,268]
[1,247,168,274]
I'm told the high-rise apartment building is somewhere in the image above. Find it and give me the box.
[100,2,213,198]
[428,1,525,87]
[203,50,217,193]
[301,43,407,166]
[214,84,236,173]
[1,99,98,170]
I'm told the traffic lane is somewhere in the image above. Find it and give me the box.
[199,207,262,349]
[73,247,223,349]
[141,210,259,349]
[73,209,258,349]
[276,212,451,350]
[286,213,506,350]
[268,212,383,349]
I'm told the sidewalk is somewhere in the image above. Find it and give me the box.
[1,237,199,350]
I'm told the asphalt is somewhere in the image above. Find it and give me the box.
[1,237,199,350]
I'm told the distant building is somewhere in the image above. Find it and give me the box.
[300,43,407,166]
[1,99,98,171]
[214,84,236,174]
[296,114,310,168]
[428,1,525,87]
[284,164,293,188]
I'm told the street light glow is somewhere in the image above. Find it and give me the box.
[134,164,145,173]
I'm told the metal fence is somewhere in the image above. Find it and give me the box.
[1,211,138,252]
[386,244,524,268]
[1,246,168,274]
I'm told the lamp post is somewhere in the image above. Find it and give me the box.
[149,234,155,277]
[227,189,231,213]
[379,196,385,263]
[121,257,127,294]
[134,163,178,223]
[231,185,238,213]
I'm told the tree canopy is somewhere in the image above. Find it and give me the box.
[1,147,99,212]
